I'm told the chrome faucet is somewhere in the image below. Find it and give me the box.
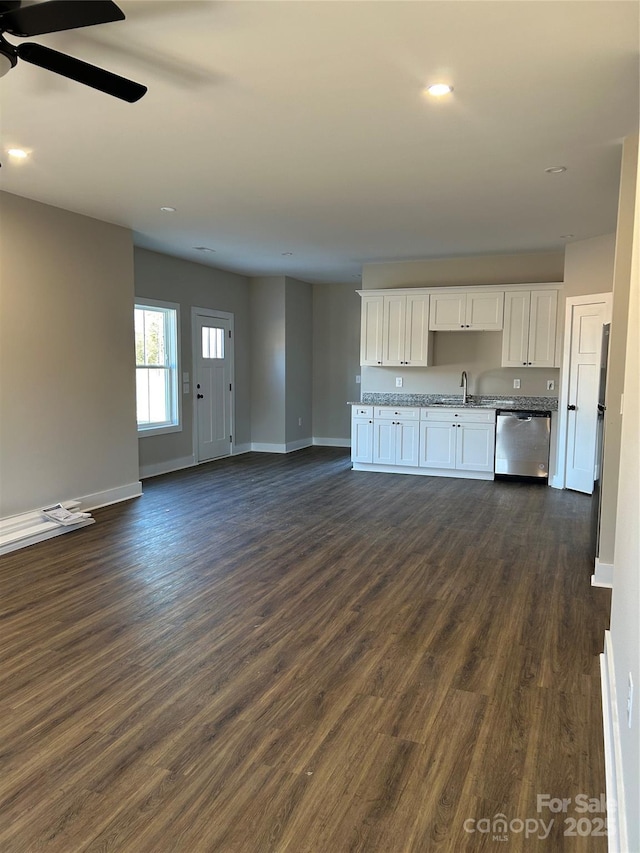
[460,370,468,405]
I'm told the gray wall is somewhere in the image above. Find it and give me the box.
[135,248,252,470]
[0,192,140,517]
[312,283,361,441]
[563,234,616,299]
[363,251,564,290]
[285,277,313,445]
[250,276,314,449]
[250,276,286,446]
[609,133,639,852]
[600,135,639,566]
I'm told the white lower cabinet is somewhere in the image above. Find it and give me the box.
[420,408,496,474]
[455,422,496,471]
[351,418,374,463]
[373,419,420,467]
[351,406,374,463]
[419,420,495,472]
[353,405,496,479]
[419,422,457,469]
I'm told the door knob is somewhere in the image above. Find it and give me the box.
[567,404,576,411]
[197,393,204,399]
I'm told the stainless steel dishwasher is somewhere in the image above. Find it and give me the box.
[495,410,551,478]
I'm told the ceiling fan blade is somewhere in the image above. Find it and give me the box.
[17,42,147,102]
[0,1,124,38]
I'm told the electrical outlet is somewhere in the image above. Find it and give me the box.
[355,375,361,384]
[513,379,521,389]
[298,417,303,427]
[628,673,634,728]
[396,377,403,388]
[547,380,555,391]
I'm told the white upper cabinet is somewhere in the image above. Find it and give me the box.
[502,289,558,368]
[429,290,504,331]
[427,292,466,330]
[361,292,432,366]
[360,284,559,367]
[360,294,384,365]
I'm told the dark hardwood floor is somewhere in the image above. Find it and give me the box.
[0,448,611,852]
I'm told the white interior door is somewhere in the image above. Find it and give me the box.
[194,313,232,462]
[564,299,610,493]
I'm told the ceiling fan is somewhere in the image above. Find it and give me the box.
[0,0,147,102]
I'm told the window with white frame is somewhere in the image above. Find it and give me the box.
[135,300,180,435]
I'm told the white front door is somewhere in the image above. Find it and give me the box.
[564,298,611,493]
[194,313,232,462]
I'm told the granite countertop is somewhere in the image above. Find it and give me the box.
[349,393,557,412]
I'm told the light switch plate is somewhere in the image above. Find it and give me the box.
[546,380,555,391]
[513,379,521,389]
[356,375,361,384]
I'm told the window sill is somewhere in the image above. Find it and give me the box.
[137,424,182,438]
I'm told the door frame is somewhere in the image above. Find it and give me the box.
[191,307,235,463]
[555,292,612,490]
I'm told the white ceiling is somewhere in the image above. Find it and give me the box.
[1,0,638,283]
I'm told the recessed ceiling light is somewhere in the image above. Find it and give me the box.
[281,252,293,256]
[560,234,574,239]
[545,166,567,174]
[160,206,176,212]
[194,246,216,252]
[7,148,28,159]
[425,83,453,97]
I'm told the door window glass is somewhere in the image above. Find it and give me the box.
[202,326,224,359]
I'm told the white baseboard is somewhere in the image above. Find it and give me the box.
[313,437,351,448]
[600,631,628,852]
[232,443,252,456]
[251,442,287,453]
[140,455,195,480]
[77,481,143,510]
[592,560,614,588]
[286,438,313,452]
[0,501,95,555]
[250,439,312,454]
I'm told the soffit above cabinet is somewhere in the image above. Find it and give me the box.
[357,282,563,297]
